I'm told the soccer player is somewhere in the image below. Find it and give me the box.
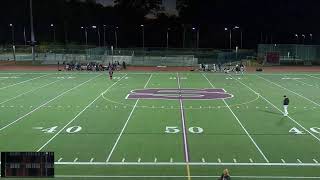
[240,63,245,74]
[219,169,231,180]
[108,64,113,80]
[283,95,290,116]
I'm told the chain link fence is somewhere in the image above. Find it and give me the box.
[0,45,255,67]
[258,44,320,65]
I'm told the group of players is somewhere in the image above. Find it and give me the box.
[199,63,246,74]
[223,63,245,74]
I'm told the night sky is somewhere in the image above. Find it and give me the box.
[95,0,114,6]
[0,0,319,48]
[96,0,177,15]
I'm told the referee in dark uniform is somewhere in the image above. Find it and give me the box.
[283,95,289,116]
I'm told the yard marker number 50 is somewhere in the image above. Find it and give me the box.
[165,126,203,134]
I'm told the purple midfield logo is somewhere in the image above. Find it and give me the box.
[126,88,233,100]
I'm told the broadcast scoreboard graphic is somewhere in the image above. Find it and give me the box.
[1,152,54,178]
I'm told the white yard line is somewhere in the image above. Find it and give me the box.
[202,73,269,163]
[0,74,49,90]
[105,74,153,162]
[0,79,61,105]
[176,73,190,163]
[257,75,320,107]
[36,74,127,152]
[0,74,102,132]
[54,161,320,166]
[232,75,320,144]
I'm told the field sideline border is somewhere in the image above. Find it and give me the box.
[54,175,320,179]
[0,161,319,166]
[52,161,320,166]
[1,72,320,75]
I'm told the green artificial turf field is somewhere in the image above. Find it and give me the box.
[1,71,320,180]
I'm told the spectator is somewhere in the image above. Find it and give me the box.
[218,169,231,180]
[240,63,245,74]
[204,64,208,71]
[235,64,240,74]
[122,61,126,69]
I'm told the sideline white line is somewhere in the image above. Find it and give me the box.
[2,72,320,75]
[307,74,320,80]
[202,73,269,163]
[232,75,320,144]
[55,175,320,179]
[37,74,127,151]
[105,74,153,162]
[54,161,320,166]
[257,75,320,107]
[0,74,49,90]
[0,74,102,132]
[0,79,61,105]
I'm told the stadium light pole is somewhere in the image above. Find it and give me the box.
[197,27,200,49]
[241,30,243,48]
[225,26,241,49]
[295,34,299,44]
[192,27,199,49]
[182,24,186,48]
[224,28,228,49]
[233,26,241,48]
[9,24,15,46]
[92,26,101,47]
[166,28,170,49]
[115,26,118,49]
[98,26,101,47]
[141,24,145,50]
[29,0,36,64]
[50,24,56,43]
[23,26,27,46]
[103,25,106,47]
[302,34,306,44]
[81,27,88,46]
[9,24,16,63]
[225,27,232,49]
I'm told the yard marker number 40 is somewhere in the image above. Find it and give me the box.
[165,126,203,134]
[41,126,82,134]
[289,127,320,135]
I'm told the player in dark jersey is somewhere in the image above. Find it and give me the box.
[283,95,290,116]
[219,169,231,180]
[108,64,113,80]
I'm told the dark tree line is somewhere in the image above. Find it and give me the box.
[0,0,319,48]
